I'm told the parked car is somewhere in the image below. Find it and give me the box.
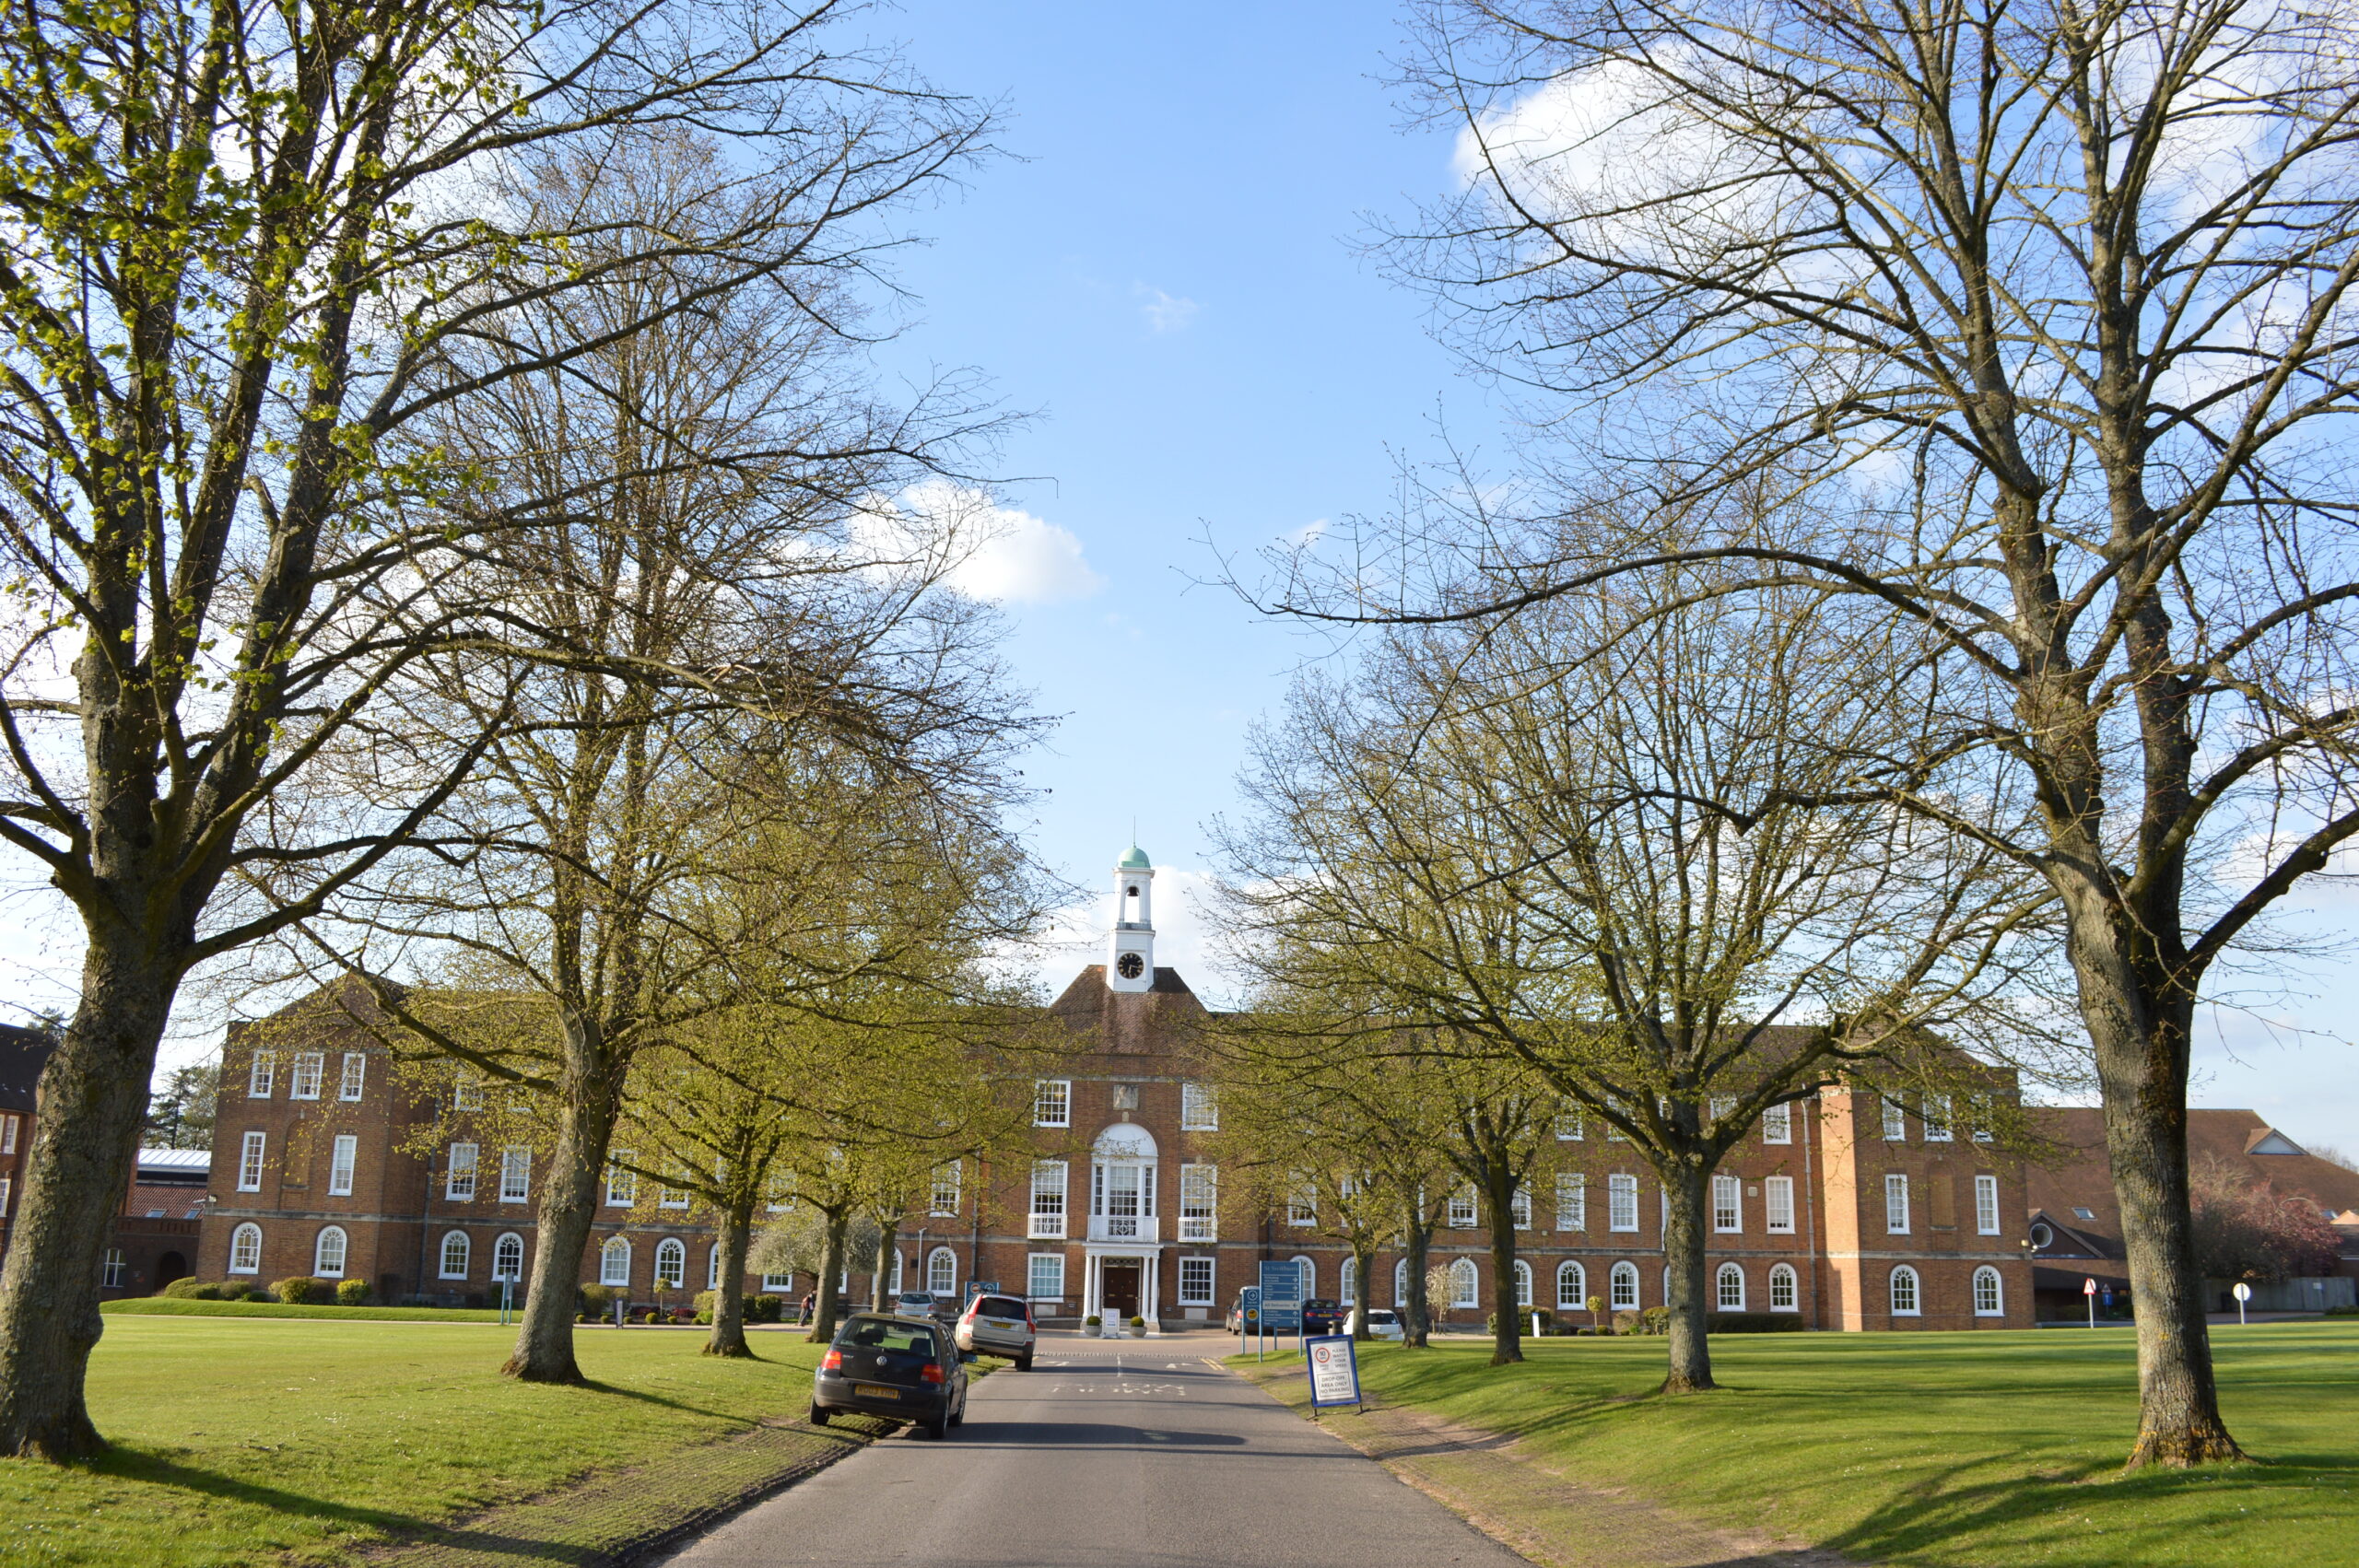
[811,1312,971,1441]
[1224,1292,1262,1334]
[895,1290,954,1322]
[954,1292,1037,1369]
[1350,1306,1404,1340]
[1302,1298,1346,1335]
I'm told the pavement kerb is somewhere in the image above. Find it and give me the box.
[1215,1356,1860,1568]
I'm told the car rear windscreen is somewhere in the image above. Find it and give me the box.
[839,1318,939,1355]
[975,1296,1027,1318]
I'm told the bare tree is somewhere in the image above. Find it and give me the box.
[0,0,996,1457]
[1260,0,2359,1466]
[1219,559,2048,1388]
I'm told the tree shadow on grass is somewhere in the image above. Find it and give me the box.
[99,1448,433,1537]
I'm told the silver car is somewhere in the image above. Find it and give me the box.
[895,1290,954,1323]
[954,1291,1038,1370]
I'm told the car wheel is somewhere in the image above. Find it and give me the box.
[1015,1352,1032,1371]
[925,1415,949,1441]
[808,1402,829,1427]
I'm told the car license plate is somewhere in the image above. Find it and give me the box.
[853,1385,898,1399]
[987,1318,1016,1330]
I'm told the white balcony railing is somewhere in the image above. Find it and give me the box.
[1086,1213,1160,1244]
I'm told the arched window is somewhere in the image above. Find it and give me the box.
[600,1235,631,1287]
[229,1223,263,1275]
[313,1225,348,1279]
[1514,1259,1532,1307]
[1290,1255,1317,1299]
[927,1246,957,1295]
[1450,1258,1480,1307]
[1769,1262,1799,1312]
[1610,1260,1640,1309]
[1973,1265,2003,1316]
[493,1233,524,1283]
[655,1237,687,1290]
[1890,1265,1921,1316]
[1393,1258,1408,1305]
[440,1230,471,1280]
[1341,1257,1358,1305]
[1556,1259,1587,1310]
[1715,1261,1745,1311]
[708,1243,722,1291]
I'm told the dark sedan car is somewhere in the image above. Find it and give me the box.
[1302,1298,1346,1335]
[812,1312,972,1440]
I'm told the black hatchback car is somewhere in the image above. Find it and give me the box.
[812,1312,972,1440]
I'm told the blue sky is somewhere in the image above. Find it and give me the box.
[0,1,2349,1153]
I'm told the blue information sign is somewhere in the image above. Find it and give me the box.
[1305,1334,1363,1410]
[1258,1258,1304,1333]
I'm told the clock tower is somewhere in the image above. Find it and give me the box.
[1107,844,1156,992]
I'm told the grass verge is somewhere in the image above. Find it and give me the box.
[102,1298,507,1324]
[1232,1321,2359,1568]
[1,1316,851,1566]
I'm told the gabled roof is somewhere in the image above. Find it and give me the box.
[2025,1107,2359,1258]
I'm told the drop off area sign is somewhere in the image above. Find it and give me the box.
[1306,1333,1363,1415]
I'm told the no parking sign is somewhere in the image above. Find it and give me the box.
[1306,1333,1363,1414]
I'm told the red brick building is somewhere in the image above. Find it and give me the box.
[185,848,2037,1328]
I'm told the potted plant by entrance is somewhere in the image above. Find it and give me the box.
[1085,1315,1102,1330]
[1128,1315,1147,1337]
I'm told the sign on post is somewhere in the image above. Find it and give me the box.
[1305,1333,1363,1415]
[2232,1280,2252,1326]
[2083,1276,2096,1328]
[966,1281,999,1305]
[1259,1259,1304,1335]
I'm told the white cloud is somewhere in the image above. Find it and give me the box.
[1134,284,1200,333]
[860,479,1105,606]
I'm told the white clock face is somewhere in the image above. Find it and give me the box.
[1117,952,1145,979]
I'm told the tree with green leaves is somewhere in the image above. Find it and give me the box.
[0,0,997,1458]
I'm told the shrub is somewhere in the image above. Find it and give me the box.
[271,1276,323,1305]
[1128,1315,1145,1328]
[1609,1309,1637,1334]
[1085,1315,1101,1328]
[161,1277,217,1300]
[692,1289,718,1325]
[579,1283,621,1316]
[753,1293,783,1323]
[2324,1303,2357,1317]
[335,1279,370,1306]
[1637,1306,1672,1335]
[218,1278,258,1301]
[1706,1310,1803,1334]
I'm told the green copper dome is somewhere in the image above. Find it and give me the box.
[1117,844,1151,870]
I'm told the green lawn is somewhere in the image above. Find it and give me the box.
[102,1298,508,1323]
[0,1316,832,1566]
[1239,1322,2359,1568]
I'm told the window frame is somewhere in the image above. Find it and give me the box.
[1922,1093,1954,1141]
[1608,1173,1639,1233]
[440,1229,471,1281]
[0,1111,15,1154]
[1884,1173,1911,1235]
[1555,1103,1585,1140]
[446,1142,478,1202]
[926,1246,957,1296]
[493,1232,525,1283]
[1286,1174,1319,1227]
[247,1051,276,1099]
[1761,1102,1792,1143]
[499,1146,531,1204]
[654,1237,687,1291]
[606,1153,637,1207]
[1032,1079,1071,1129]
[1716,1261,1745,1311]
[1711,1173,1743,1233]
[1029,1252,1067,1303]
[1178,1163,1216,1242]
[1449,1257,1479,1308]
[599,1235,631,1288]
[1555,1171,1587,1231]
[1972,1264,2004,1316]
[1180,1081,1219,1131]
[1609,1259,1639,1309]
[100,1247,125,1288]
[290,1051,324,1101]
[229,1223,264,1274]
[1882,1098,1907,1141]
[1447,1184,1479,1229]
[1028,1160,1068,1240]
[328,1134,358,1197]
[1889,1264,1921,1316]
[1975,1173,2001,1235]
[452,1073,484,1111]
[1555,1259,1588,1310]
[338,1052,367,1102]
[1513,1258,1533,1307]
[1177,1255,1215,1306]
[1768,1261,1799,1312]
[1509,1186,1532,1230]
[238,1130,266,1192]
[930,1160,962,1217]
[1765,1174,1796,1234]
[313,1224,348,1278]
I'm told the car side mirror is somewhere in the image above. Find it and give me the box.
[959,1351,978,1363]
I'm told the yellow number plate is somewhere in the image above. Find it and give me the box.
[854,1384,898,1399]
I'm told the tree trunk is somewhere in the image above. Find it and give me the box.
[869,1221,898,1313]
[504,1025,623,1383]
[2066,904,2242,1466]
[1400,1210,1434,1349]
[1482,1161,1523,1366]
[1659,1162,1717,1393]
[704,1199,757,1359]
[0,938,176,1459]
[805,1210,849,1343]
[1352,1239,1378,1340]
